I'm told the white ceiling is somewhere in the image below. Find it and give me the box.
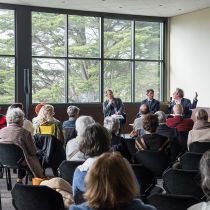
[1,0,210,17]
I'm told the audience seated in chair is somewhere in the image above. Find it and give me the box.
[32,103,45,127]
[72,123,110,198]
[166,104,194,132]
[0,108,43,184]
[66,116,95,161]
[187,150,210,209]
[135,114,170,156]
[9,103,34,135]
[33,104,64,143]
[131,104,150,137]
[63,106,80,147]
[70,152,157,210]
[188,109,210,149]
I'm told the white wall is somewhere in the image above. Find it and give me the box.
[169,7,210,107]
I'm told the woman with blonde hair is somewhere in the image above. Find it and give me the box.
[70,152,156,210]
[34,104,63,143]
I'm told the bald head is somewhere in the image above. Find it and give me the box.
[140,104,149,115]
[173,104,183,115]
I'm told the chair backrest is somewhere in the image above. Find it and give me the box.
[59,160,84,185]
[134,150,170,177]
[180,152,202,170]
[163,168,204,200]
[34,134,66,169]
[123,138,138,158]
[63,127,77,145]
[131,164,156,196]
[147,194,199,210]
[189,141,210,153]
[177,131,189,152]
[12,184,65,210]
[0,143,23,167]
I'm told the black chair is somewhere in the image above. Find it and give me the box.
[147,194,199,210]
[163,168,204,200]
[180,152,202,170]
[12,184,65,210]
[0,143,29,190]
[34,134,66,176]
[134,150,170,177]
[123,138,138,159]
[63,127,77,146]
[131,164,156,196]
[177,131,189,153]
[59,160,84,185]
[189,141,210,153]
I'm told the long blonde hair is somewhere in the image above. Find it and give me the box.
[84,152,139,209]
[37,104,55,125]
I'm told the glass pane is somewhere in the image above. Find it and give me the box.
[135,62,160,102]
[68,59,100,102]
[0,9,15,55]
[135,21,161,60]
[32,12,65,57]
[104,19,131,59]
[0,57,15,103]
[104,60,131,102]
[68,15,100,58]
[32,58,65,103]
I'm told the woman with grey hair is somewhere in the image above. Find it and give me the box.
[0,108,43,183]
[66,116,95,161]
[188,109,210,148]
[104,116,121,145]
[187,150,210,209]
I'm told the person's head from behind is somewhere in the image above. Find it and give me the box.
[173,104,184,115]
[38,104,55,124]
[173,88,184,100]
[75,116,95,138]
[6,108,24,127]
[195,109,208,122]
[105,89,114,100]
[35,103,45,115]
[104,116,120,135]
[200,150,210,198]
[67,106,80,119]
[143,113,159,133]
[155,111,166,124]
[9,103,24,111]
[139,104,149,115]
[79,123,110,157]
[84,152,139,209]
[146,89,154,100]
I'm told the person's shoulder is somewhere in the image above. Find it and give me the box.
[70,202,92,210]
[154,99,160,104]
[129,199,157,210]
[141,99,147,103]
[187,201,210,210]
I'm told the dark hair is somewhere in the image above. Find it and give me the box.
[10,103,24,110]
[146,89,154,94]
[140,104,149,115]
[79,123,110,157]
[143,114,159,133]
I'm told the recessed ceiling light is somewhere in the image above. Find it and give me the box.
[119,6,123,8]
[178,8,182,11]
[159,4,163,7]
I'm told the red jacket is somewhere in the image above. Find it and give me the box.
[0,114,6,129]
[166,115,194,132]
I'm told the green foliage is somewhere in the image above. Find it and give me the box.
[0,9,162,104]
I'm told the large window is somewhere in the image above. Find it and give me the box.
[32,13,164,103]
[0,9,15,104]
[0,7,165,104]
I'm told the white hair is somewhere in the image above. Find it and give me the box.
[6,107,24,125]
[75,116,95,137]
[155,111,166,123]
[104,116,120,135]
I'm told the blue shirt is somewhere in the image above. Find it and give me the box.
[70,199,157,210]
[63,119,76,128]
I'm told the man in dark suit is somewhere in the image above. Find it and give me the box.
[168,88,198,118]
[139,89,160,114]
